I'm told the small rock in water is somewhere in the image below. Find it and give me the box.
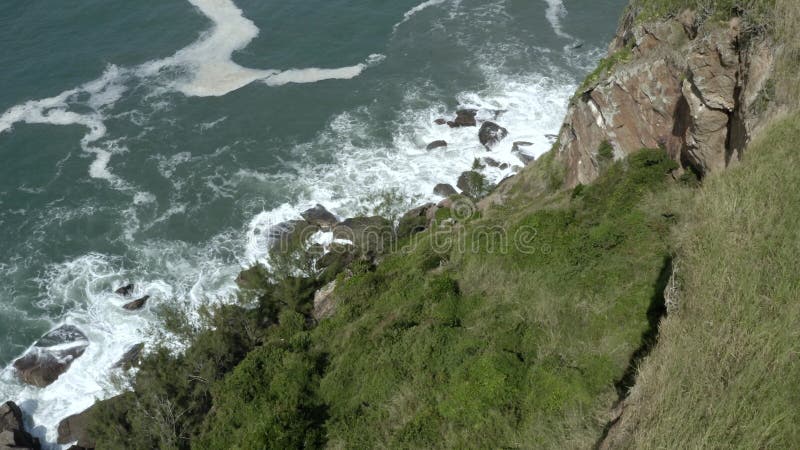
[479,122,509,149]
[447,109,478,128]
[115,283,134,297]
[433,183,458,197]
[426,140,448,151]
[434,118,447,125]
[123,295,150,311]
[113,343,145,370]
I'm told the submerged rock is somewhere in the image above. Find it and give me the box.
[447,109,478,128]
[122,295,149,311]
[13,327,89,388]
[0,401,40,450]
[301,204,338,230]
[433,118,447,125]
[434,183,458,197]
[426,140,448,151]
[478,121,509,149]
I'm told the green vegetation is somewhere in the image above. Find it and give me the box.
[631,0,775,25]
[87,147,688,448]
[577,46,633,93]
[605,112,800,448]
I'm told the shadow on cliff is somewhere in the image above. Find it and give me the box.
[593,256,672,449]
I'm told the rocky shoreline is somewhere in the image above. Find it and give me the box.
[1,104,539,448]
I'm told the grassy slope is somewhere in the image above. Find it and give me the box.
[283,150,681,449]
[608,112,800,449]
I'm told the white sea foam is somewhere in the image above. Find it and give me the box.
[543,0,575,40]
[0,0,381,186]
[393,0,448,32]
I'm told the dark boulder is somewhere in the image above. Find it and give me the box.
[301,205,338,230]
[57,407,96,449]
[478,122,509,149]
[122,295,149,311]
[113,343,145,370]
[333,217,394,255]
[425,140,448,151]
[114,284,133,297]
[13,325,89,387]
[397,203,435,239]
[433,183,458,197]
[35,325,86,348]
[0,401,40,450]
[433,118,447,125]
[447,109,478,128]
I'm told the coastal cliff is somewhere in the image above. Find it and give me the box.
[555,4,780,187]
[12,1,799,448]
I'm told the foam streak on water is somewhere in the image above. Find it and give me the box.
[0,0,382,184]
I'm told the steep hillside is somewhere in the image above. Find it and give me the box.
[29,1,798,449]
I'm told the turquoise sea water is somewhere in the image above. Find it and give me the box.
[0,0,625,444]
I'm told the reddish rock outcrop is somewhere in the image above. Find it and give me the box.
[556,10,775,188]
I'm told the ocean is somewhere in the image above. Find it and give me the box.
[0,0,626,445]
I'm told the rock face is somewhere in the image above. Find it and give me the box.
[478,121,509,149]
[301,205,338,230]
[556,12,775,188]
[122,295,149,311]
[13,325,89,387]
[113,343,145,370]
[0,402,40,450]
[312,281,338,321]
[447,109,478,128]
[57,407,96,448]
[426,140,448,151]
[433,183,458,197]
[397,203,436,239]
[333,217,394,255]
